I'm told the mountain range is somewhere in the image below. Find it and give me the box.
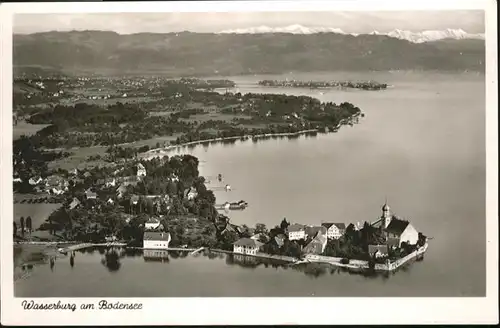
[13,30,485,77]
[218,25,485,44]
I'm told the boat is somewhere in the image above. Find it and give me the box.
[223,200,248,210]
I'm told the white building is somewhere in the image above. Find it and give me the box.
[85,189,97,200]
[145,218,161,230]
[372,203,420,247]
[185,187,198,200]
[137,163,147,179]
[143,232,171,249]
[385,218,419,247]
[28,177,43,186]
[233,238,263,256]
[287,224,306,241]
[321,222,346,239]
[105,178,116,188]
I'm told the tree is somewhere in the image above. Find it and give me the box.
[255,223,268,234]
[13,221,17,236]
[219,230,239,250]
[280,218,289,231]
[20,217,25,236]
[26,216,32,233]
[257,234,269,244]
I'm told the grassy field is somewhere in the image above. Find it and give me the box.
[47,145,109,171]
[180,112,251,124]
[13,121,51,140]
[123,134,182,148]
[14,203,62,230]
[59,96,158,106]
[13,81,43,94]
[148,111,175,117]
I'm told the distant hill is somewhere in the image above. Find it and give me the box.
[13,30,485,77]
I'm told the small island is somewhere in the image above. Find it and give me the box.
[258,79,388,90]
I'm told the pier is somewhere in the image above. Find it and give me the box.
[189,247,206,255]
[59,242,127,254]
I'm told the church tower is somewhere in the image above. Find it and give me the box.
[382,203,392,229]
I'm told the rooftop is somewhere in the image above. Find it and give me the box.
[143,231,171,241]
[234,238,263,248]
[321,222,346,230]
[385,218,410,235]
[305,225,327,238]
[288,223,305,232]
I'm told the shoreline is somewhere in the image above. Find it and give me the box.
[140,111,361,159]
[141,128,321,159]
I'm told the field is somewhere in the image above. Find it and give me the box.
[58,95,159,106]
[123,134,182,148]
[47,145,110,171]
[179,112,252,124]
[13,121,50,140]
[13,81,42,94]
[14,203,62,230]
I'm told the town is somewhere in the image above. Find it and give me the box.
[13,74,426,276]
[258,79,389,90]
[14,150,428,274]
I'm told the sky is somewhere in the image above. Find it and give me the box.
[13,11,485,35]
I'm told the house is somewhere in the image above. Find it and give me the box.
[70,168,79,176]
[106,198,115,205]
[250,233,268,242]
[105,235,118,242]
[221,223,238,235]
[145,218,161,230]
[305,225,327,239]
[69,197,81,210]
[116,184,128,199]
[28,176,43,186]
[45,175,65,188]
[287,224,306,240]
[136,163,147,179]
[85,189,97,200]
[13,177,22,183]
[321,222,346,239]
[50,188,65,195]
[385,218,419,247]
[303,230,328,255]
[143,231,171,249]
[368,245,389,258]
[233,238,263,256]
[105,178,116,188]
[184,187,198,200]
[83,171,92,179]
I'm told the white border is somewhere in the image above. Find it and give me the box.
[1,1,498,325]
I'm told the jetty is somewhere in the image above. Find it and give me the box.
[189,247,206,255]
[58,242,127,254]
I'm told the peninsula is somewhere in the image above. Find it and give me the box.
[258,79,388,90]
[13,75,426,277]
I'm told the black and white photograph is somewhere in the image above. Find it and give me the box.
[1,0,497,325]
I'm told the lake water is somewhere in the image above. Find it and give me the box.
[15,71,486,297]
